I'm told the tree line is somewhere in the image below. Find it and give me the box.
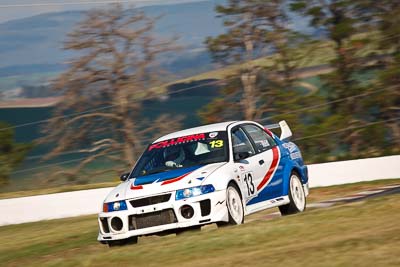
[202,0,399,162]
[1,1,399,187]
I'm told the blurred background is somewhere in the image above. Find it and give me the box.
[0,0,399,194]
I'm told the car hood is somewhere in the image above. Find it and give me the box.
[104,162,227,202]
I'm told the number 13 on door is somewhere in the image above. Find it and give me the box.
[242,172,256,198]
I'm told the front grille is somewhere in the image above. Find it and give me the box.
[129,209,177,230]
[100,217,110,233]
[130,194,171,208]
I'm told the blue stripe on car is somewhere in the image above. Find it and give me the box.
[133,165,203,186]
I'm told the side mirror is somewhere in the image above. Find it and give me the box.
[120,172,130,182]
[234,151,250,161]
[279,120,292,141]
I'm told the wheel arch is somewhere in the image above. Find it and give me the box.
[282,161,308,196]
[227,179,243,199]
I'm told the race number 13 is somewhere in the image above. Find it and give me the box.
[209,140,223,148]
[243,172,255,196]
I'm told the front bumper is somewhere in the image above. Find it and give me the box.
[97,189,227,241]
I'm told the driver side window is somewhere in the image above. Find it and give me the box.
[231,128,255,160]
[242,124,276,153]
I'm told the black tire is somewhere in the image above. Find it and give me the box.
[279,172,306,216]
[107,236,138,247]
[218,183,244,227]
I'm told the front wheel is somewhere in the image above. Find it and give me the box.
[218,183,244,226]
[279,172,306,216]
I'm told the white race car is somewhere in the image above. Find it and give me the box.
[98,120,309,246]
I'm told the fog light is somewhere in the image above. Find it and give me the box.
[110,217,123,231]
[180,205,194,219]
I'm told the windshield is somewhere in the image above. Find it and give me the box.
[131,131,228,178]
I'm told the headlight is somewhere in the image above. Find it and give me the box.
[103,200,128,212]
[175,184,215,200]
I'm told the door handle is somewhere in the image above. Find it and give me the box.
[259,160,264,165]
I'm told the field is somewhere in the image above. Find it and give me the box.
[1,179,399,267]
[0,71,60,92]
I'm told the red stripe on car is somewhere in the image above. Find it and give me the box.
[161,171,193,185]
[257,146,279,191]
[130,185,143,190]
[264,128,273,136]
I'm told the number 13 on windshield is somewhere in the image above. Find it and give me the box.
[209,140,224,148]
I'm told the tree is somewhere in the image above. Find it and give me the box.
[40,5,181,182]
[0,122,31,187]
[201,0,321,134]
[290,0,378,157]
[372,1,400,151]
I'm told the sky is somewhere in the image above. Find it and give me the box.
[0,0,208,23]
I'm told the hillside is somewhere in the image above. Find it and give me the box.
[0,1,224,78]
[0,0,319,93]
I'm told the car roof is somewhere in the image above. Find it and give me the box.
[153,121,238,143]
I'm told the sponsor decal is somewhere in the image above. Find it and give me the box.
[260,140,270,147]
[282,142,297,153]
[148,133,206,151]
[216,200,226,206]
[239,165,245,171]
[283,142,301,159]
[209,132,218,138]
[290,151,302,160]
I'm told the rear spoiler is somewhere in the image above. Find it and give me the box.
[264,120,292,141]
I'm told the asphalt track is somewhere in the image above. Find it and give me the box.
[249,183,400,222]
[318,184,400,205]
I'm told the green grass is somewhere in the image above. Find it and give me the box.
[168,42,336,85]
[1,180,399,266]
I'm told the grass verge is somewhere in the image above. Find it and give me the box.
[0,180,399,266]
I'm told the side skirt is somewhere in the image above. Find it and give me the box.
[245,196,290,215]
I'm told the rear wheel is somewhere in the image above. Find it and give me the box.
[279,172,306,216]
[218,183,244,226]
[107,236,138,247]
